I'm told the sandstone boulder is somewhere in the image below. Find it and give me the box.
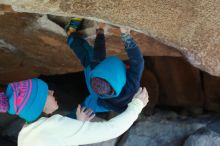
[203,72,220,112]
[1,0,219,76]
[184,128,220,146]
[0,12,82,83]
[122,110,215,146]
[149,57,204,107]
[0,11,181,83]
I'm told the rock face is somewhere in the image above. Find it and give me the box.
[203,72,220,112]
[0,11,181,83]
[122,110,218,146]
[184,128,220,146]
[141,68,159,115]
[1,0,220,76]
[0,12,82,83]
[150,57,204,107]
[0,4,12,15]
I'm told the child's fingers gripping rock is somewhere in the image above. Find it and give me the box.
[120,27,130,34]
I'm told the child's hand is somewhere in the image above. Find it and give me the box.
[76,104,95,121]
[96,22,105,34]
[120,27,130,34]
[97,22,106,30]
[133,87,149,107]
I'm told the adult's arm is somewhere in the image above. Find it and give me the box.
[18,98,144,146]
[66,98,144,145]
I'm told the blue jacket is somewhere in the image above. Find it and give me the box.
[83,34,144,113]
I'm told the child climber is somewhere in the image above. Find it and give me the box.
[0,78,149,146]
[66,18,144,113]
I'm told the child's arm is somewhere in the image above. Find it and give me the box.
[66,18,94,68]
[67,32,94,68]
[121,28,144,90]
[91,23,107,67]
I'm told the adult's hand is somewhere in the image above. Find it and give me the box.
[76,105,95,121]
[133,87,149,107]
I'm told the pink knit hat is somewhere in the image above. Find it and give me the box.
[0,92,9,113]
[6,78,48,122]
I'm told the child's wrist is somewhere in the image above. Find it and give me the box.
[121,33,132,41]
[66,27,76,36]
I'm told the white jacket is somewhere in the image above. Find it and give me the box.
[18,98,144,146]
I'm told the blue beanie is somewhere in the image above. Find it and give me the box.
[6,78,48,122]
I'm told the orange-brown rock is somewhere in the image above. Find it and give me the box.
[0,13,83,83]
[105,27,181,57]
[1,0,219,76]
[149,57,204,107]
[0,12,181,83]
[141,67,159,115]
[203,72,220,112]
[0,4,13,15]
